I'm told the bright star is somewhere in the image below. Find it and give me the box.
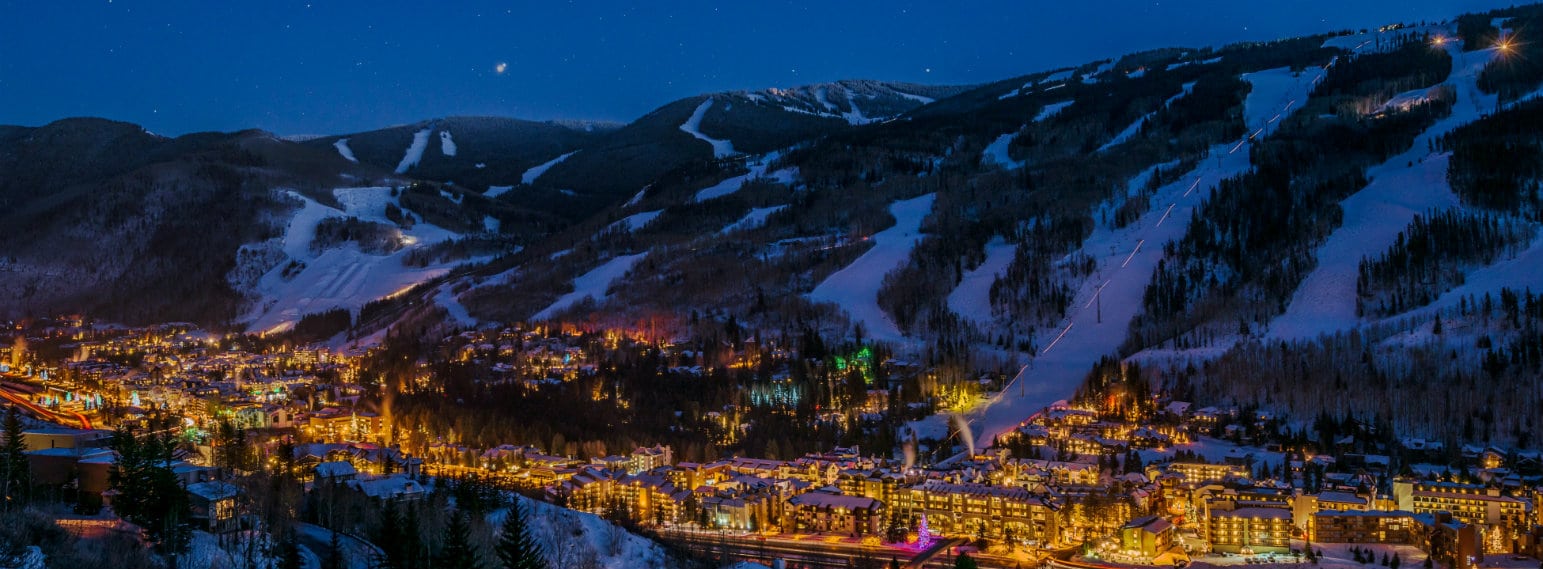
[495,62,508,74]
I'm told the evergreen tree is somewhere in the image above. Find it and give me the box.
[1,406,30,510]
[496,501,548,569]
[325,530,343,569]
[279,527,304,569]
[108,422,192,561]
[438,511,484,569]
[955,552,979,569]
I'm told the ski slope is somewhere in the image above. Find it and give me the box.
[532,253,649,320]
[680,99,736,158]
[947,237,1017,325]
[332,138,358,163]
[981,131,1025,170]
[245,187,464,335]
[604,210,663,234]
[1269,42,1498,341]
[439,130,456,156]
[967,64,1327,450]
[1096,82,1196,153]
[1035,100,1074,122]
[808,193,936,343]
[394,128,431,173]
[694,153,797,202]
[521,151,578,185]
[720,205,788,234]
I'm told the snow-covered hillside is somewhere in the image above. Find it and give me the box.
[533,253,649,320]
[968,64,1327,449]
[694,153,797,202]
[1269,40,1501,340]
[244,187,468,335]
[947,237,1018,325]
[807,193,936,343]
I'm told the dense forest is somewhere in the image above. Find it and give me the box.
[1356,210,1533,317]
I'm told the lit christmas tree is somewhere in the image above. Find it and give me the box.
[916,513,934,549]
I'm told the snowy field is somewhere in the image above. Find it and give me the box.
[532,253,649,320]
[1269,40,1500,341]
[807,193,936,343]
[332,138,358,163]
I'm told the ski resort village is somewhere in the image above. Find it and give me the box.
[6,2,1543,569]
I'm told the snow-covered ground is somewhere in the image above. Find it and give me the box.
[492,496,671,569]
[966,64,1327,450]
[245,187,467,335]
[1405,227,1543,318]
[333,138,358,163]
[532,253,649,320]
[435,283,478,328]
[1268,42,1498,341]
[485,185,515,198]
[296,523,379,569]
[521,151,579,185]
[680,99,737,158]
[981,130,1025,169]
[694,153,797,202]
[1036,100,1074,122]
[439,130,457,156]
[808,193,936,343]
[604,209,664,234]
[947,237,1017,325]
[721,205,788,234]
[394,128,431,174]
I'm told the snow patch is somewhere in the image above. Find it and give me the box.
[680,99,736,158]
[721,205,788,234]
[485,185,515,198]
[438,130,457,156]
[982,131,1025,170]
[332,138,358,163]
[521,151,578,185]
[694,153,796,202]
[1035,100,1074,122]
[604,210,664,234]
[393,128,431,174]
[532,253,649,320]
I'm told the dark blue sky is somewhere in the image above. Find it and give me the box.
[0,0,1519,136]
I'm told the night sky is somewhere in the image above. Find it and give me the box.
[0,0,1519,136]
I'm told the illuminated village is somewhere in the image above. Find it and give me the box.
[3,316,1540,569]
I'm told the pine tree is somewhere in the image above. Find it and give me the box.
[955,552,979,569]
[496,501,548,569]
[280,527,304,569]
[438,511,484,569]
[1,406,31,510]
[325,530,343,569]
